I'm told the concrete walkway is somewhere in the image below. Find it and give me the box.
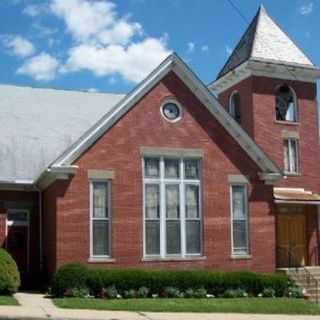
[0,292,317,320]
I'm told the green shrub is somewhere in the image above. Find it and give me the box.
[164,287,182,298]
[51,263,88,297]
[0,249,20,295]
[184,288,195,298]
[263,287,276,298]
[193,287,207,298]
[123,289,136,299]
[224,288,246,298]
[64,287,91,298]
[137,287,149,298]
[54,264,291,299]
[101,286,118,299]
[286,286,303,298]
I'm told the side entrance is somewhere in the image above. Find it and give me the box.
[276,204,319,268]
[6,209,29,273]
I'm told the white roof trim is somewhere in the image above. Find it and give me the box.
[210,60,320,95]
[275,200,320,205]
[48,53,281,182]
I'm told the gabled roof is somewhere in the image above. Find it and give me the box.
[49,53,282,185]
[0,85,124,183]
[217,5,315,79]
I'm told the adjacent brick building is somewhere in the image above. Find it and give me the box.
[1,5,319,283]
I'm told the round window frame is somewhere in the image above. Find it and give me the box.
[160,100,183,123]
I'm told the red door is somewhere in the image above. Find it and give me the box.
[6,210,29,272]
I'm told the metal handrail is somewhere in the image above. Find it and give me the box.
[277,246,318,304]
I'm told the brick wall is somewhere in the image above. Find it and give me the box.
[42,183,57,277]
[218,76,320,193]
[44,71,276,276]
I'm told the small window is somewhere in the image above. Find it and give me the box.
[231,185,249,255]
[90,181,111,257]
[229,92,241,124]
[161,101,182,122]
[284,139,299,173]
[275,85,297,122]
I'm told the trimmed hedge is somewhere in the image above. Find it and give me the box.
[0,249,20,295]
[51,263,291,298]
[51,263,88,298]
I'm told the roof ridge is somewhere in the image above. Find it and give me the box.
[216,6,260,79]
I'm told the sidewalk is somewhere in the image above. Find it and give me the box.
[0,292,318,320]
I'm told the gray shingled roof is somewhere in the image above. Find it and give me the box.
[0,84,125,183]
[217,5,315,79]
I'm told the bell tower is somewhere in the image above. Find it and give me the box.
[211,5,320,193]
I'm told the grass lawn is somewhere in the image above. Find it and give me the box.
[0,296,19,306]
[53,298,320,315]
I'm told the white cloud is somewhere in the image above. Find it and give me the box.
[23,4,46,17]
[50,0,116,43]
[63,37,170,83]
[98,20,142,45]
[49,0,171,83]
[298,3,314,15]
[201,45,209,52]
[17,52,59,81]
[1,35,35,58]
[32,22,58,36]
[187,42,195,53]
[225,45,232,57]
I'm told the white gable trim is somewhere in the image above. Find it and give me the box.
[211,60,320,95]
[48,53,281,184]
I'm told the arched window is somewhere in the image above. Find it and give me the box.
[275,85,297,122]
[229,91,241,124]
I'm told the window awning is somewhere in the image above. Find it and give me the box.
[274,188,320,205]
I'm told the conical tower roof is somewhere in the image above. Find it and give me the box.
[217,5,314,79]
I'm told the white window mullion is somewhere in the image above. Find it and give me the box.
[180,158,186,257]
[160,157,166,258]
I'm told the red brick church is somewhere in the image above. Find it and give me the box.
[1,6,320,282]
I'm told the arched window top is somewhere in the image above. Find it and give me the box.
[229,91,241,124]
[275,85,297,122]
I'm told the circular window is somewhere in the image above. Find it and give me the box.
[161,101,182,122]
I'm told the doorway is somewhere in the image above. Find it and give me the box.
[6,209,29,273]
[277,212,307,267]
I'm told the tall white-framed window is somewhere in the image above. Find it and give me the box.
[143,157,202,257]
[90,181,111,259]
[284,139,299,173]
[229,91,241,124]
[230,184,249,255]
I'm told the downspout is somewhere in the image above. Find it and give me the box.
[39,190,43,272]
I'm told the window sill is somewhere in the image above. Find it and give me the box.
[284,172,301,176]
[142,256,206,262]
[88,257,115,263]
[230,254,252,260]
[274,120,300,126]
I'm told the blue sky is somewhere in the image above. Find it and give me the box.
[0,0,319,93]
